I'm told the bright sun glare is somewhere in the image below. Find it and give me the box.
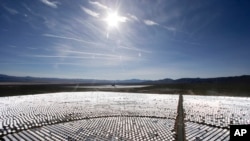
[105,12,123,28]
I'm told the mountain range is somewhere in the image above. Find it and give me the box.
[0,74,250,84]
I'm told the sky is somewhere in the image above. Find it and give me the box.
[0,0,250,80]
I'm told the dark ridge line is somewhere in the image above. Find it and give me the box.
[0,114,176,138]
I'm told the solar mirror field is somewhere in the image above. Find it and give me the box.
[0,92,249,141]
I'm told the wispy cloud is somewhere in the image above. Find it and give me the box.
[30,55,93,59]
[81,6,99,18]
[40,0,60,8]
[22,3,39,16]
[127,14,139,22]
[89,1,108,10]
[29,55,124,60]
[163,26,176,31]
[144,19,176,33]
[0,62,92,65]
[42,34,100,46]
[63,50,121,59]
[144,20,159,26]
[118,16,128,23]
[9,45,17,48]
[26,47,37,50]
[3,5,19,15]
[118,45,151,53]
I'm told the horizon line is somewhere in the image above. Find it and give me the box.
[0,73,249,81]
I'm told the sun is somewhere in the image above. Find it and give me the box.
[104,11,125,28]
[105,12,119,28]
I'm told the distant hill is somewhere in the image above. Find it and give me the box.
[0,74,249,85]
[0,74,148,84]
[0,74,110,84]
[144,75,250,84]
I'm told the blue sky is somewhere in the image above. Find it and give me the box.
[0,0,250,80]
